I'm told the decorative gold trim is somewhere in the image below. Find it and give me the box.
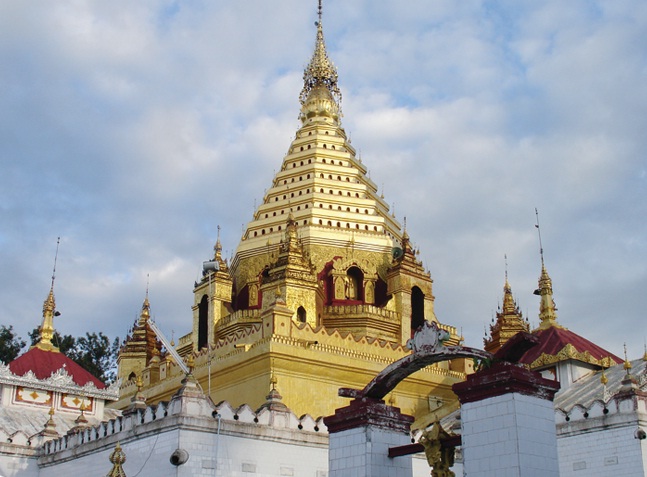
[530,344,616,369]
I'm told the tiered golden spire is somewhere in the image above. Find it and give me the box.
[536,263,560,330]
[299,0,342,122]
[138,277,151,327]
[35,238,61,352]
[213,225,228,270]
[534,210,560,331]
[484,259,529,354]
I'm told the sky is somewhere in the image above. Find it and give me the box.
[1,0,646,361]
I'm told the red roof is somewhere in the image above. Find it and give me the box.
[9,346,106,389]
[519,326,622,366]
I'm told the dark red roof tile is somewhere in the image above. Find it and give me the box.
[9,347,105,389]
[519,326,622,366]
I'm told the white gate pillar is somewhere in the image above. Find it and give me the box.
[325,397,414,477]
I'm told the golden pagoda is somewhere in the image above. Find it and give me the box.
[115,3,469,423]
[483,271,529,355]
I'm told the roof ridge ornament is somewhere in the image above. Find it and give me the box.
[534,209,560,330]
[36,237,61,352]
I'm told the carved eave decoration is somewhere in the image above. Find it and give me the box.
[529,344,617,370]
[0,362,119,401]
[331,256,373,275]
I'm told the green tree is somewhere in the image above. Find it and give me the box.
[0,325,26,363]
[69,332,120,384]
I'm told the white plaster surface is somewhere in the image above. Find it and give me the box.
[461,393,559,476]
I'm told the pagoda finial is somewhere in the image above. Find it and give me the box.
[214,225,222,257]
[42,406,59,438]
[533,210,559,330]
[299,0,342,120]
[138,278,151,326]
[106,442,127,477]
[212,225,228,270]
[623,343,632,375]
[36,237,61,352]
[535,208,545,268]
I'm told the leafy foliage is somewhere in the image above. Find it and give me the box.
[68,332,121,384]
[0,325,26,364]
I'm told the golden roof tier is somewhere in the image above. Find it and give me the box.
[232,4,402,293]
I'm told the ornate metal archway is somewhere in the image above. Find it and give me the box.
[339,321,493,400]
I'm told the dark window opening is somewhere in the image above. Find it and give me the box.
[297,306,307,323]
[198,295,209,350]
[411,286,425,335]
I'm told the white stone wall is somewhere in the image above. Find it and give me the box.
[0,451,39,477]
[38,423,331,477]
[461,392,559,476]
[556,396,647,477]
[329,426,412,477]
[558,425,645,476]
[35,394,331,477]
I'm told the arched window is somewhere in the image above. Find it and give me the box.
[411,286,425,335]
[346,267,364,300]
[297,306,307,323]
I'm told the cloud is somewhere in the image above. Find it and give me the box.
[1,0,645,362]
